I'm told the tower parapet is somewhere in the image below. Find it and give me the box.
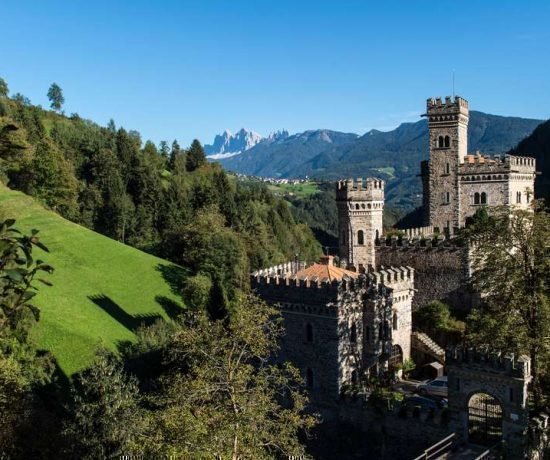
[336,178,384,270]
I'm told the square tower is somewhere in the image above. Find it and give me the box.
[336,178,384,271]
[424,96,469,233]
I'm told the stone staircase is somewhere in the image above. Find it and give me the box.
[412,332,445,364]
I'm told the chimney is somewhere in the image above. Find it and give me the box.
[320,255,334,266]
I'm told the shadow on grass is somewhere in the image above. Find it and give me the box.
[156,263,189,297]
[89,294,162,332]
[155,295,185,320]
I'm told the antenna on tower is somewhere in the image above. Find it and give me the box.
[452,70,455,98]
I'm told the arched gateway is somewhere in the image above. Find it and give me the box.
[468,392,503,446]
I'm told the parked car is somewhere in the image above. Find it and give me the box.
[416,376,448,398]
[399,395,447,416]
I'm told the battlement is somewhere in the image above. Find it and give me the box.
[251,265,414,294]
[446,346,531,379]
[427,95,469,111]
[336,177,385,192]
[375,234,463,250]
[251,261,306,278]
[458,153,536,177]
[508,154,536,169]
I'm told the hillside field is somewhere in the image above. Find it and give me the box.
[0,185,185,376]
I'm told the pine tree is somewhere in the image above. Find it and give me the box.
[185,139,206,172]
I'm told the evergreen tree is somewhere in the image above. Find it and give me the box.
[169,139,181,171]
[185,139,206,172]
[47,83,64,112]
[63,350,143,459]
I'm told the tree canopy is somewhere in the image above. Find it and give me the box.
[464,204,550,405]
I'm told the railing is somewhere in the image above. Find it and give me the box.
[412,433,456,460]
[473,440,502,460]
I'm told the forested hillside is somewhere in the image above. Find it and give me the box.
[510,119,550,202]
[0,80,321,316]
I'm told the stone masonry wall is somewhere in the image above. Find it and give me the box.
[376,242,473,312]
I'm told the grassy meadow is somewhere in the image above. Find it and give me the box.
[0,185,185,376]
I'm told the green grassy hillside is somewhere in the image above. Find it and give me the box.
[0,185,185,376]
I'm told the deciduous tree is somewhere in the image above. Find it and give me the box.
[47,83,64,112]
[465,204,550,405]
[149,295,317,458]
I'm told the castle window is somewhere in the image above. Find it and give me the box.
[350,323,357,343]
[516,191,522,204]
[444,191,450,204]
[357,230,364,245]
[474,192,480,205]
[355,203,360,210]
[445,163,450,175]
[444,136,450,148]
[393,312,398,330]
[480,192,487,205]
[384,321,390,340]
[351,370,358,385]
[438,136,444,148]
[306,368,314,388]
[306,323,313,342]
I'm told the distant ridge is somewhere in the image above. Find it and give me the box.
[211,111,542,209]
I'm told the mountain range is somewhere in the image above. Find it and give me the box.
[206,112,544,210]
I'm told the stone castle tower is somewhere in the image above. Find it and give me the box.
[336,178,384,270]
[422,96,536,234]
[423,96,470,233]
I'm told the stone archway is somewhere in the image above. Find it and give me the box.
[468,392,503,446]
[388,344,403,371]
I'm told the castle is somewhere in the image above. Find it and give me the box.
[252,95,537,409]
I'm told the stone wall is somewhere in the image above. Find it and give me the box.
[375,239,473,311]
[446,346,532,458]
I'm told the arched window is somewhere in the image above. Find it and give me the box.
[350,323,357,343]
[306,323,313,342]
[480,192,487,204]
[351,370,358,385]
[357,230,364,245]
[444,135,450,147]
[474,192,480,205]
[393,312,398,330]
[438,136,444,148]
[306,368,314,388]
[355,203,360,210]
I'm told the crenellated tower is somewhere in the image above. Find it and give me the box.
[336,178,384,271]
[423,96,469,233]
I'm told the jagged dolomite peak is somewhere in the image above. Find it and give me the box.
[205,128,263,159]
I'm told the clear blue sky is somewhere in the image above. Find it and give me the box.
[2,0,549,146]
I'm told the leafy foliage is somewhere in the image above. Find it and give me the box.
[63,350,143,459]
[0,219,55,456]
[147,295,317,458]
[47,82,65,112]
[464,203,550,405]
